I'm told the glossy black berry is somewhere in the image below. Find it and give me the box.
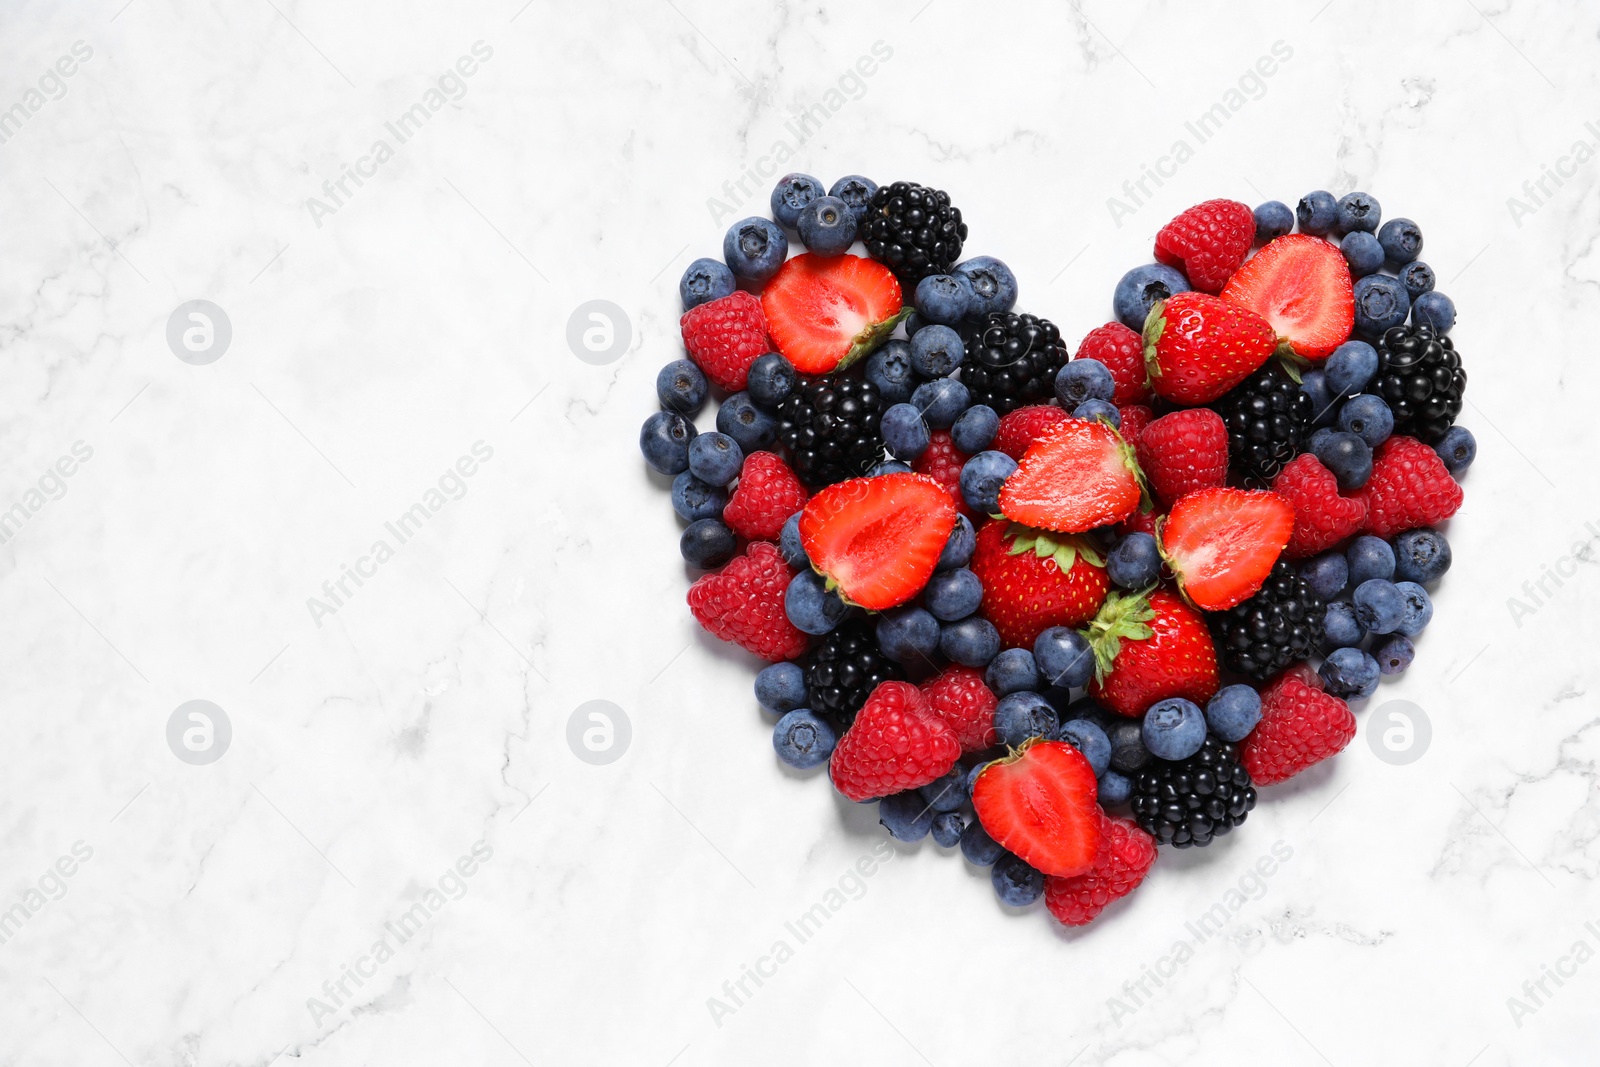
[1211,561,1324,682]
[862,181,967,285]
[777,373,885,488]
[1213,360,1315,485]
[1374,323,1465,444]
[957,312,1067,414]
[805,620,903,729]
[1130,736,1257,848]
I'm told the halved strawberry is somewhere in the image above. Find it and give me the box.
[1158,488,1293,610]
[799,472,956,610]
[998,418,1146,534]
[762,253,907,375]
[1220,234,1354,361]
[972,739,1105,878]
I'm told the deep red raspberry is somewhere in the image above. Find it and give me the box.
[1356,435,1465,538]
[1239,671,1356,786]
[919,664,999,752]
[990,405,1068,462]
[1118,404,1154,444]
[1154,199,1256,293]
[1271,453,1367,558]
[723,452,807,541]
[1044,815,1156,926]
[680,290,769,392]
[686,541,808,662]
[829,680,961,802]
[1136,408,1229,507]
[913,429,971,516]
[1076,322,1150,404]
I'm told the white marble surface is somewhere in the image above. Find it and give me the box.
[1,0,1598,1063]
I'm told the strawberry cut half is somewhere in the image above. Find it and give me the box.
[1158,487,1293,611]
[762,253,908,375]
[999,417,1147,534]
[799,472,956,611]
[972,740,1106,878]
[1220,234,1354,361]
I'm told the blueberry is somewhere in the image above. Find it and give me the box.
[1338,394,1394,448]
[1378,218,1423,265]
[1113,263,1191,331]
[924,567,984,622]
[1340,230,1385,277]
[1319,646,1380,700]
[1205,685,1263,743]
[1108,720,1150,773]
[1309,426,1337,455]
[1056,358,1116,407]
[680,518,736,569]
[745,352,797,407]
[937,514,976,571]
[785,569,850,635]
[911,377,970,429]
[1254,200,1294,242]
[1300,369,1337,426]
[1058,719,1111,776]
[1300,552,1349,601]
[963,760,990,798]
[986,647,1040,696]
[994,691,1058,746]
[723,217,789,283]
[796,195,856,256]
[1323,601,1366,648]
[687,431,743,486]
[953,256,1018,317]
[868,460,912,476]
[951,404,1000,454]
[1353,274,1410,334]
[875,605,941,668]
[910,324,965,377]
[878,791,934,841]
[828,174,877,226]
[1097,769,1134,807]
[913,274,971,326]
[939,616,1001,667]
[1142,697,1207,760]
[1312,430,1373,490]
[1394,581,1433,637]
[865,340,918,404]
[1324,340,1379,398]
[1374,634,1415,676]
[679,258,737,311]
[772,709,836,768]
[756,662,808,714]
[1393,528,1451,583]
[671,471,727,522]
[1034,626,1095,689]
[1352,578,1406,635]
[959,450,1017,513]
[1107,532,1162,589]
[991,852,1045,906]
[656,358,709,417]
[1433,426,1476,476]
[931,812,965,848]
[881,402,931,461]
[903,311,928,336]
[1346,535,1396,584]
[769,173,823,229]
[1296,190,1339,236]
[1336,191,1381,234]
[919,767,969,813]
[1400,261,1435,298]
[1411,291,1456,334]
[1073,399,1121,428]
[640,409,697,475]
[960,819,1005,866]
[715,392,778,452]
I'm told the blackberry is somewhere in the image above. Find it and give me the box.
[957,312,1068,414]
[862,181,967,285]
[1374,323,1465,443]
[1130,737,1257,848]
[1211,561,1324,682]
[805,620,902,729]
[777,373,885,488]
[1213,360,1314,485]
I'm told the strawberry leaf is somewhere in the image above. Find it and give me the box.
[1141,300,1168,380]
[840,307,913,370]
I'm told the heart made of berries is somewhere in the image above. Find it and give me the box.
[644,179,1469,928]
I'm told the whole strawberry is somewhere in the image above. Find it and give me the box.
[1084,588,1218,717]
[1155,199,1256,293]
[723,451,808,541]
[914,429,972,517]
[1045,815,1156,926]
[1143,292,1276,405]
[1076,322,1151,404]
[686,541,809,662]
[1136,408,1229,507]
[1240,670,1356,785]
[1271,453,1367,558]
[680,290,770,392]
[969,520,1110,649]
[919,664,998,752]
[1356,435,1464,538]
[829,680,961,801]
[991,404,1070,461]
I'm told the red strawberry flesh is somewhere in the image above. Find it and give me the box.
[972,740,1105,878]
[999,418,1145,534]
[762,253,905,375]
[1220,234,1355,360]
[1159,488,1293,611]
[800,472,956,610]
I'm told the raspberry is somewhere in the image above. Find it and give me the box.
[829,680,961,802]
[1118,404,1154,443]
[1076,322,1150,404]
[1239,671,1356,786]
[723,452,807,541]
[1271,453,1367,558]
[913,429,970,516]
[919,664,999,752]
[1136,408,1228,507]
[1356,435,1464,538]
[680,290,769,392]
[1154,199,1256,293]
[686,542,809,662]
[1044,816,1156,926]
[991,405,1069,461]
